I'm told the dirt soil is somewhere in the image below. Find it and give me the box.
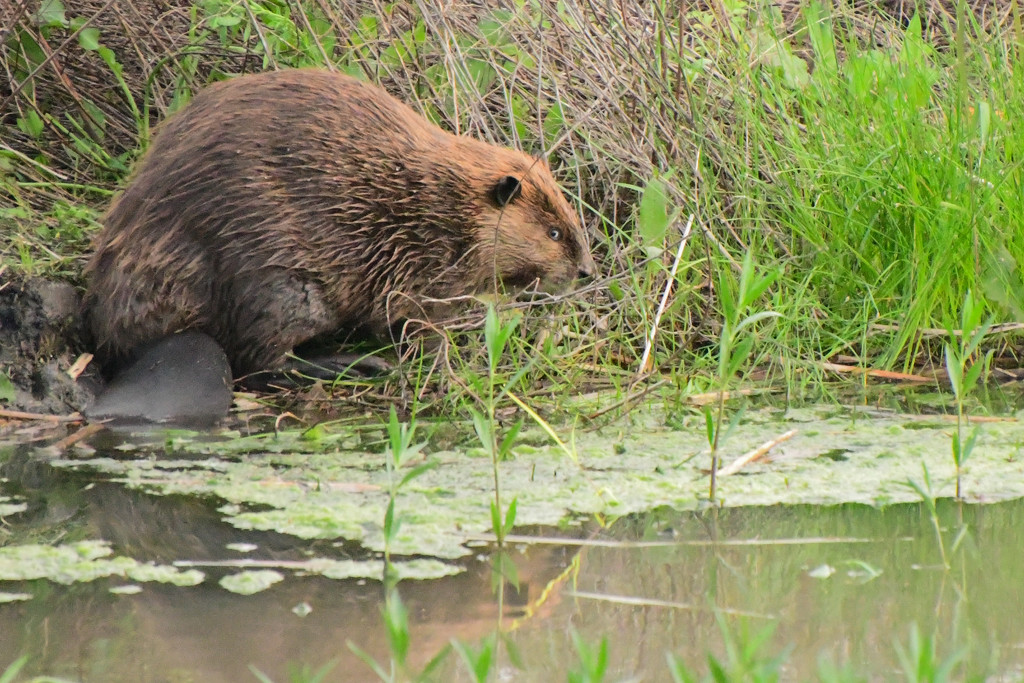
[0,277,99,416]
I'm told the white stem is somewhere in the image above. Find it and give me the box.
[637,214,695,377]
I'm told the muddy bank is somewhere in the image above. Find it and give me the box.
[1,277,235,427]
[0,276,99,416]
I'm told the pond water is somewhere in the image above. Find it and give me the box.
[2,395,1024,681]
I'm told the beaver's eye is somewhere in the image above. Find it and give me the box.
[548,228,563,241]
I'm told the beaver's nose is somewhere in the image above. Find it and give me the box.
[578,251,598,280]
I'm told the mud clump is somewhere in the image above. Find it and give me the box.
[0,278,97,415]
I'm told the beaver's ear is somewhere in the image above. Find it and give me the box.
[492,175,522,207]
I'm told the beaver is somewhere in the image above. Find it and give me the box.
[84,69,595,380]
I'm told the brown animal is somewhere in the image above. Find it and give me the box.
[85,69,595,378]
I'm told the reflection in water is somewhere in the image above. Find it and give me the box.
[1,445,1023,681]
[510,503,1024,681]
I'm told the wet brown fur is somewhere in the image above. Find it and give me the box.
[85,69,595,377]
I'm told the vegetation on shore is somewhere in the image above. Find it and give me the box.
[4,0,1022,407]
[3,1,1023,680]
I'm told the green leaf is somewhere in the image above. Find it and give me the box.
[498,419,523,460]
[300,423,327,441]
[960,289,980,333]
[722,406,746,445]
[0,656,28,683]
[637,175,671,248]
[665,653,699,683]
[299,661,338,683]
[708,655,729,683]
[479,12,512,45]
[399,460,437,489]
[727,336,754,377]
[416,643,454,682]
[346,641,391,682]
[904,476,928,501]
[981,244,1024,319]
[470,408,493,455]
[595,636,609,675]
[484,305,501,369]
[734,310,782,335]
[384,590,410,666]
[743,267,781,309]
[387,405,403,463]
[495,323,517,364]
[0,373,14,403]
[717,272,737,322]
[81,99,107,134]
[16,111,44,139]
[472,643,494,681]
[247,666,275,683]
[963,358,985,395]
[703,407,715,446]
[761,37,810,90]
[465,59,497,94]
[717,325,733,378]
[961,425,981,466]
[503,497,517,536]
[453,634,496,683]
[96,46,122,77]
[943,344,962,399]
[78,27,100,51]
[208,14,243,29]
[493,550,519,592]
[543,100,565,143]
[964,320,993,358]
[804,2,837,77]
[384,497,398,542]
[35,0,66,27]
[976,100,992,146]
[494,353,539,404]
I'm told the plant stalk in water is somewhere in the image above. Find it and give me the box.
[381,406,431,582]
[905,462,949,569]
[706,250,779,501]
[943,289,991,500]
[470,304,526,547]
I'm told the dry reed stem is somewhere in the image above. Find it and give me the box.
[717,428,797,477]
[638,214,695,376]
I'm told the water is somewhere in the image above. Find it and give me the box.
[1,442,1022,681]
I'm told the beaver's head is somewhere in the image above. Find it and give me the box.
[470,153,596,295]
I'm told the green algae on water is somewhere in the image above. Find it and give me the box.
[219,569,284,595]
[0,540,205,586]
[47,404,1024,562]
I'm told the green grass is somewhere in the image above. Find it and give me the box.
[749,9,1023,369]
[5,1,1019,408]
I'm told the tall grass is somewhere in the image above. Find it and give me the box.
[2,1,1022,399]
[754,9,1024,369]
